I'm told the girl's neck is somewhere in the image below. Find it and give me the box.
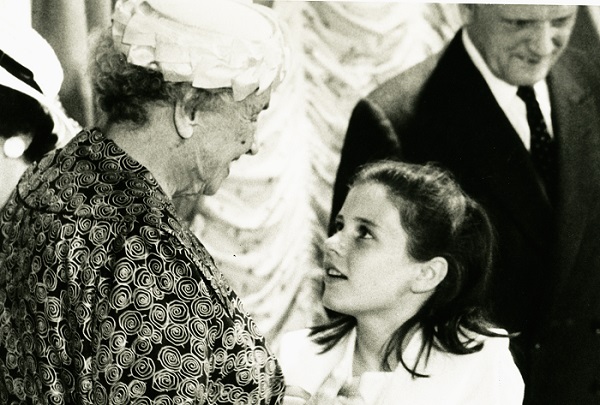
[353,319,420,376]
[352,322,394,376]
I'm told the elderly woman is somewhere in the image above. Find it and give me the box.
[0,20,78,208]
[0,0,287,404]
[278,161,524,404]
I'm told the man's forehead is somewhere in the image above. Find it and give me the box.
[487,4,578,20]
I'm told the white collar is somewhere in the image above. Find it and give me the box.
[462,30,522,105]
[461,29,553,141]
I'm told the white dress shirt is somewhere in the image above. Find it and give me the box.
[462,30,553,151]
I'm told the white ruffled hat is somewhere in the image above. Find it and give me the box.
[0,19,79,150]
[112,0,289,101]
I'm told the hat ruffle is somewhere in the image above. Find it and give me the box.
[112,0,288,101]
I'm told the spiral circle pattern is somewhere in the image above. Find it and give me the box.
[0,129,284,404]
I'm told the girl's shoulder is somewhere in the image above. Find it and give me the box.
[279,328,313,348]
[457,327,512,351]
[277,328,353,396]
[277,328,345,370]
[388,328,524,404]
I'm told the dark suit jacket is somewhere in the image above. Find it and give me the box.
[330,31,600,404]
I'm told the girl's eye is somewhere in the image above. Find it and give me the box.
[335,219,344,232]
[356,225,373,240]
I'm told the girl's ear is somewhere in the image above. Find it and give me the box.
[174,89,200,139]
[411,257,448,294]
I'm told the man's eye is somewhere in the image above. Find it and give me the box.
[551,17,571,28]
[356,225,373,239]
[506,19,531,29]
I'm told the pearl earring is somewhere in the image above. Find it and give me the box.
[3,134,33,158]
[180,126,193,139]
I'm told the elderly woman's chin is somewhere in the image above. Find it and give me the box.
[201,168,230,196]
[202,182,222,197]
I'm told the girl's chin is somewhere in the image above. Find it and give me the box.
[321,294,345,314]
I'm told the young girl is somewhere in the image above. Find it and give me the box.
[278,160,524,404]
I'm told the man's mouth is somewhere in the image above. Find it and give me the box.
[517,54,548,66]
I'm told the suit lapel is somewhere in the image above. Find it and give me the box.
[548,55,600,292]
[417,34,553,248]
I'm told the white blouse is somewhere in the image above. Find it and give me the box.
[277,328,524,405]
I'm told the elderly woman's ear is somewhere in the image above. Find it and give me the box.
[174,89,200,139]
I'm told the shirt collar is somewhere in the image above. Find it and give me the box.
[462,29,520,105]
[461,29,553,135]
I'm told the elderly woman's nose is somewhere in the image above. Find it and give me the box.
[246,140,259,155]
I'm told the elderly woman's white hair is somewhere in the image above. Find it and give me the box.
[111,0,288,101]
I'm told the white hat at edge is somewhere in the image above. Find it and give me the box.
[0,18,79,147]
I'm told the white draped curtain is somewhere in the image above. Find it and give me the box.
[190,2,463,344]
[2,1,599,344]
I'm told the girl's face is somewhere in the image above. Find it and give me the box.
[323,182,422,321]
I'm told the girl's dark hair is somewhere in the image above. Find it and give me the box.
[311,160,507,377]
[89,29,233,126]
[0,85,57,162]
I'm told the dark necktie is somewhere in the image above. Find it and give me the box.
[516,85,557,200]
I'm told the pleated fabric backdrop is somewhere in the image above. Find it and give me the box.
[185,2,463,344]
[2,0,599,345]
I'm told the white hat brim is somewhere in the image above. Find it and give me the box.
[0,66,79,147]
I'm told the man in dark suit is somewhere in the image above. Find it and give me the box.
[330,5,600,404]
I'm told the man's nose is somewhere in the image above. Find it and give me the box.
[529,23,558,56]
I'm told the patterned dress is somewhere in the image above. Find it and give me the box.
[0,129,285,404]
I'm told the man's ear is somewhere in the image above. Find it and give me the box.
[411,257,448,294]
[174,89,199,139]
[458,4,475,25]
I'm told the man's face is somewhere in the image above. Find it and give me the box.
[463,5,578,86]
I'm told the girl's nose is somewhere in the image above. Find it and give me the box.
[324,232,344,256]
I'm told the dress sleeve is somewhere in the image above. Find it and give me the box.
[91,224,215,403]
